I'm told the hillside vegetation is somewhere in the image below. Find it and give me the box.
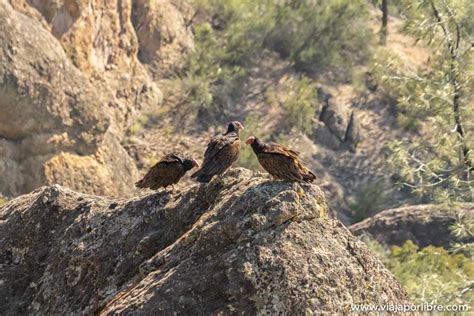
[127,0,472,219]
[0,0,472,312]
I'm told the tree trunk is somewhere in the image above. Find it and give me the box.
[430,0,472,180]
[380,0,388,45]
[451,59,472,181]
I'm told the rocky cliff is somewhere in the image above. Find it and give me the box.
[0,0,193,197]
[351,203,474,249]
[0,168,410,314]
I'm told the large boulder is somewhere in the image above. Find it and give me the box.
[350,203,474,249]
[314,88,361,152]
[0,0,194,197]
[131,0,194,75]
[0,168,410,314]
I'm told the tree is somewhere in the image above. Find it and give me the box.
[372,0,389,44]
[380,0,473,202]
[381,0,388,44]
[428,0,471,178]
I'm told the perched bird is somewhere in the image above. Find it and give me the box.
[245,136,316,182]
[191,121,244,183]
[135,153,199,190]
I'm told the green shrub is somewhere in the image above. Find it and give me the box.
[129,114,150,135]
[373,1,473,203]
[180,18,254,123]
[366,239,474,307]
[183,0,373,123]
[129,106,169,134]
[450,216,474,257]
[237,116,266,170]
[265,77,317,134]
[350,181,387,223]
[266,0,372,78]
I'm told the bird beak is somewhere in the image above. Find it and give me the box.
[245,136,254,145]
[236,121,244,130]
[192,160,200,168]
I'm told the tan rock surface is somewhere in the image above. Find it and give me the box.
[0,0,193,197]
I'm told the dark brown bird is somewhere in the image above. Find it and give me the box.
[245,136,316,182]
[135,153,199,190]
[191,121,244,183]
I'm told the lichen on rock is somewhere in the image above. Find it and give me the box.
[0,168,409,314]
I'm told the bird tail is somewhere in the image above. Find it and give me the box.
[303,171,316,182]
[196,173,214,183]
[135,179,147,189]
[191,169,213,182]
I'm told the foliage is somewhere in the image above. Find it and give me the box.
[237,116,267,170]
[267,0,372,78]
[130,114,150,135]
[375,0,473,202]
[350,180,387,223]
[366,239,474,306]
[265,77,317,134]
[181,0,273,123]
[129,107,168,135]
[182,0,373,124]
[0,197,7,207]
[450,215,474,257]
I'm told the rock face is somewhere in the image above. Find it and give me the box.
[131,0,194,75]
[0,168,410,314]
[315,94,361,152]
[0,0,193,197]
[350,203,474,249]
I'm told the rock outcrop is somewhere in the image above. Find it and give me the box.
[314,90,361,152]
[0,168,410,314]
[0,0,193,197]
[350,203,474,249]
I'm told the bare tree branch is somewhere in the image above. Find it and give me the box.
[441,0,461,50]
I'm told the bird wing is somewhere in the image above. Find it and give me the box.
[194,135,240,177]
[258,144,315,182]
[261,143,301,160]
[161,153,183,164]
[203,135,228,161]
[258,152,303,181]
[136,154,184,189]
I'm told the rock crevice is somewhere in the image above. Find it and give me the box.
[0,168,409,314]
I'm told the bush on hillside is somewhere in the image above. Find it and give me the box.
[350,180,388,223]
[266,0,373,78]
[365,239,474,307]
[237,116,267,170]
[265,76,317,134]
[373,0,473,203]
[181,0,373,125]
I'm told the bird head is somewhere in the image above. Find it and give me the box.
[226,121,244,134]
[233,121,244,130]
[183,158,200,171]
[245,136,256,145]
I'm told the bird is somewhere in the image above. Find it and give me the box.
[245,136,316,182]
[135,153,199,190]
[191,121,244,183]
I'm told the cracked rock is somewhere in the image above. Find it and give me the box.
[0,168,409,314]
